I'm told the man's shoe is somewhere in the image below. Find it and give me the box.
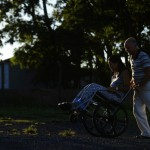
[135,135,150,139]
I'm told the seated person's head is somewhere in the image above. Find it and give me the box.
[108,54,125,73]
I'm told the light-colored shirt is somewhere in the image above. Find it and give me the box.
[110,72,126,97]
[130,51,150,84]
[110,73,124,88]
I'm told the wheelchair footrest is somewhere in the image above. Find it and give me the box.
[58,102,72,111]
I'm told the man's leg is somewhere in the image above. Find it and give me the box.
[133,89,150,137]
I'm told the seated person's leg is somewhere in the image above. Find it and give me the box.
[58,83,124,111]
[72,83,108,110]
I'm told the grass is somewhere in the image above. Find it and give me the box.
[0,117,41,136]
[0,90,71,137]
[11,129,21,136]
[23,125,38,135]
[1,89,149,137]
[58,129,76,137]
[0,106,69,123]
[1,89,148,124]
[0,89,70,122]
[0,117,32,123]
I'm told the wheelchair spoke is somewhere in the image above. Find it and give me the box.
[82,104,101,137]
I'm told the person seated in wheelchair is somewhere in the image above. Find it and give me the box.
[58,54,131,111]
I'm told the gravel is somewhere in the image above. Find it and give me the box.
[0,120,149,150]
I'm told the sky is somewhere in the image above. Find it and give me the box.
[0,0,56,60]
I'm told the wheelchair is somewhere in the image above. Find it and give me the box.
[93,88,133,138]
[58,96,101,137]
[58,88,133,138]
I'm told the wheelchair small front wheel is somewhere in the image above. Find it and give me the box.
[70,111,78,123]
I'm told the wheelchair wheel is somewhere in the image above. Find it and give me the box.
[82,103,101,137]
[93,101,128,138]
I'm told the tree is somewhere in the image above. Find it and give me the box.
[1,0,150,87]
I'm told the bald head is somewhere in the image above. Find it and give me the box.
[124,37,137,46]
[124,37,139,56]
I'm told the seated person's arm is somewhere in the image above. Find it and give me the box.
[117,70,131,92]
[108,70,131,93]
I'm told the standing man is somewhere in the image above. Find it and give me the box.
[124,37,150,139]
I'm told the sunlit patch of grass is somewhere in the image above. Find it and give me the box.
[47,132,51,136]
[0,117,13,122]
[58,129,76,137]
[34,122,45,125]
[11,129,21,135]
[13,119,32,123]
[0,117,33,123]
[23,125,38,135]
[5,123,13,126]
[0,131,5,134]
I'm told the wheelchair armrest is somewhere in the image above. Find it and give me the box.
[94,91,122,106]
[94,91,108,101]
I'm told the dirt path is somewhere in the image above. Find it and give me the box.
[0,120,150,150]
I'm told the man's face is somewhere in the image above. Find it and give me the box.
[124,42,136,55]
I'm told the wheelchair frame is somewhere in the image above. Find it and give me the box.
[70,88,133,138]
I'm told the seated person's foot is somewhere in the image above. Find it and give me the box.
[58,102,72,111]
[135,135,150,139]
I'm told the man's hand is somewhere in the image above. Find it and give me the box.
[130,78,136,88]
[130,78,140,89]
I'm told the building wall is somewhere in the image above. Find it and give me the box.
[9,64,36,89]
[0,64,2,89]
[0,59,36,90]
[4,63,9,89]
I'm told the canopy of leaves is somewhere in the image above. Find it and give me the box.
[0,0,150,86]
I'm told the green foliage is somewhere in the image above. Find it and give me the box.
[1,0,150,87]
